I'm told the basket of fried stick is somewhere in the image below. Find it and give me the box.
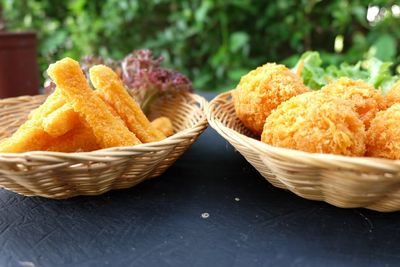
[0,58,207,199]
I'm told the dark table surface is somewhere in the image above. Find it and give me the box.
[1,93,400,267]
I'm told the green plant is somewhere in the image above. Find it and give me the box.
[2,0,400,91]
[294,51,398,92]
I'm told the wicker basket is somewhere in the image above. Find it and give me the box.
[0,92,208,199]
[207,91,400,212]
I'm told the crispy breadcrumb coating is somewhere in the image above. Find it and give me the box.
[44,121,100,152]
[261,91,366,156]
[0,91,65,152]
[0,89,100,153]
[0,120,52,152]
[42,103,80,137]
[321,77,386,129]
[47,58,141,148]
[386,80,400,108]
[89,65,166,142]
[366,103,400,159]
[151,117,174,137]
[232,63,309,135]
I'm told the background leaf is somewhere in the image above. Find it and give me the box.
[372,34,397,61]
[1,0,400,91]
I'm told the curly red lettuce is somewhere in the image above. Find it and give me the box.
[121,49,193,112]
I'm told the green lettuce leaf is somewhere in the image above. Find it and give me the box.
[294,51,398,94]
[365,58,397,93]
[293,51,326,90]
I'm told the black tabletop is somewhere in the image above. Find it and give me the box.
[1,93,400,267]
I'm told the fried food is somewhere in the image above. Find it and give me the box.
[89,65,166,142]
[0,57,180,153]
[386,80,400,107]
[42,103,80,137]
[42,97,121,138]
[47,57,141,148]
[366,103,400,159]
[321,77,386,128]
[232,63,309,135]
[0,91,67,152]
[0,88,100,153]
[0,121,51,152]
[151,117,174,137]
[27,90,66,120]
[44,121,99,152]
[261,91,366,156]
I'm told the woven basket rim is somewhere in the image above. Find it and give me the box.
[0,92,208,158]
[207,90,400,173]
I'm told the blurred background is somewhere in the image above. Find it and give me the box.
[1,0,400,92]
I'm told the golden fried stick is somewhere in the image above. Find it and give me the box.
[0,90,66,152]
[89,65,166,143]
[0,125,51,152]
[151,117,174,137]
[44,121,100,152]
[42,99,119,138]
[27,90,65,120]
[47,58,141,148]
[42,103,80,137]
[0,104,98,153]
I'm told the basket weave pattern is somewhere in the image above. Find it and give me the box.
[0,93,208,199]
[208,91,400,212]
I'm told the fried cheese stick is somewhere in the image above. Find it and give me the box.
[47,58,141,148]
[0,91,66,152]
[89,65,166,143]
[27,90,66,120]
[42,96,120,138]
[0,122,51,152]
[42,103,80,137]
[151,117,174,137]
[0,90,100,152]
[44,121,100,152]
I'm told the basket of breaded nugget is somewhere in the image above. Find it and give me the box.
[0,50,207,199]
[208,51,400,212]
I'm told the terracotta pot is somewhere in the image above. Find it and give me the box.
[0,32,39,98]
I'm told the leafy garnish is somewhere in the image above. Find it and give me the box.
[293,51,326,90]
[121,49,193,112]
[81,55,120,79]
[294,51,399,93]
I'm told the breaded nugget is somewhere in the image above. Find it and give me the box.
[47,58,141,148]
[366,103,400,159]
[89,65,166,142]
[321,77,386,128]
[261,91,365,156]
[151,117,174,137]
[386,80,400,107]
[232,63,309,135]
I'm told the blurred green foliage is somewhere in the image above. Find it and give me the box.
[2,0,400,91]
